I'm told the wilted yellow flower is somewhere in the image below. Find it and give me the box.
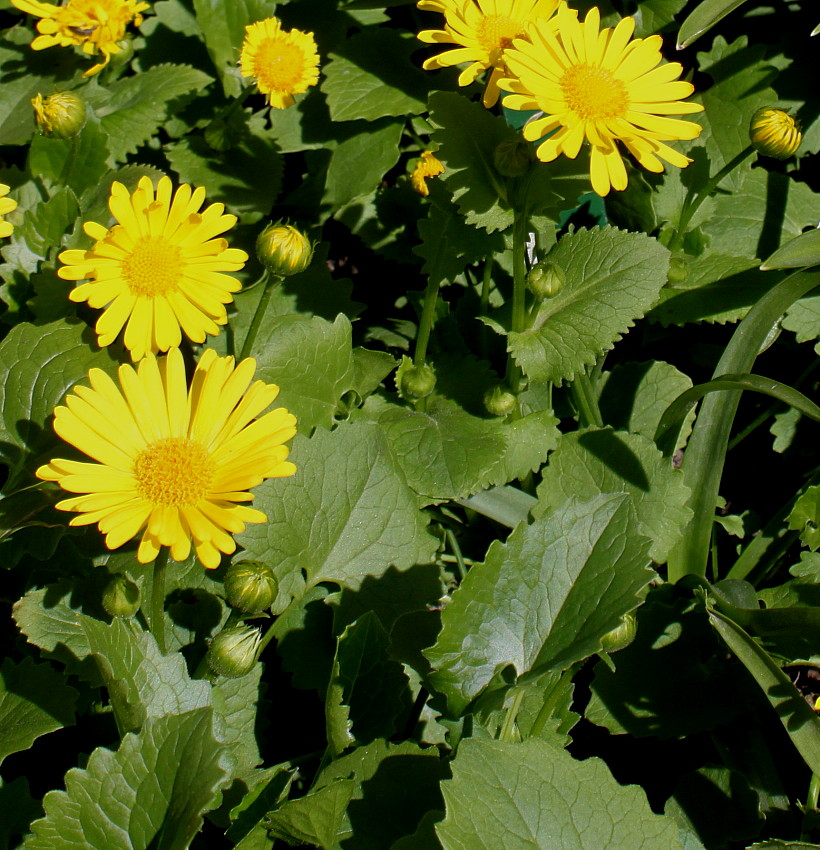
[256,222,314,276]
[58,176,248,361]
[749,107,802,160]
[11,0,148,76]
[411,151,445,196]
[32,91,87,138]
[240,17,320,109]
[0,185,17,239]
[499,6,704,196]
[417,0,564,107]
[37,348,297,569]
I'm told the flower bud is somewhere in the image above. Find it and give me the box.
[102,574,140,619]
[749,107,802,160]
[484,383,517,417]
[32,91,88,139]
[493,139,533,178]
[206,624,261,678]
[599,613,637,654]
[224,560,278,613]
[667,255,689,285]
[410,151,444,197]
[397,358,436,400]
[108,37,135,69]
[256,222,314,276]
[527,261,565,299]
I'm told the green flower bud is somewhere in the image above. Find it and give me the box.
[667,255,689,285]
[206,624,261,678]
[493,139,533,178]
[398,362,436,399]
[102,574,140,619]
[108,37,135,69]
[527,261,565,299]
[256,222,314,276]
[484,383,517,417]
[224,560,278,613]
[32,91,87,139]
[749,107,802,160]
[599,613,637,654]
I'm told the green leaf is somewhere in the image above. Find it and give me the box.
[86,64,214,163]
[0,657,77,766]
[678,0,752,48]
[350,348,396,401]
[370,397,509,503]
[165,132,282,223]
[212,666,264,778]
[534,428,692,563]
[507,227,670,384]
[192,0,277,96]
[322,30,429,122]
[763,223,820,271]
[235,421,439,605]
[13,589,211,733]
[0,778,40,850]
[27,119,110,197]
[456,485,536,529]
[325,611,410,757]
[436,738,681,849]
[24,708,233,850]
[632,0,688,36]
[425,493,654,715]
[242,314,356,434]
[789,487,820,550]
[267,780,356,849]
[481,408,560,489]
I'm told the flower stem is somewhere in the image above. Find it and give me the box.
[499,687,525,742]
[148,546,169,654]
[414,276,441,370]
[669,145,755,252]
[571,370,604,429]
[505,205,530,394]
[807,773,820,811]
[239,270,280,361]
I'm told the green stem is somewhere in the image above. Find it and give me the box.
[480,256,493,359]
[505,207,530,394]
[669,146,755,252]
[148,546,169,654]
[499,688,525,742]
[666,268,820,583]
[239,271,280,361]
[414,276,441,369]
[529,665,577,738]
[807,773,820,811]
[445,527,466,582]
[571,371,604,429]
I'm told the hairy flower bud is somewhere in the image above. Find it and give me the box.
[599,613,637,654]
[206,624,261,678]
[397,357,436,400]
[224,560,278,612]
[493,139,533,178]
[484,383,517,417]
[102,574,140,619]
[527,261,565,299]
[749,107,802,160]
[32,91,88,139]
[256,222,314,276]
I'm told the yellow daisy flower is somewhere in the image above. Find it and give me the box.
[499,6,704,196]
[239,17,320,110]
[37,348,297,569]
[58,176,248,362]
[11,0,148,76]
[411,151,445,196]
[0,185,18,238]
[417,0,564,107]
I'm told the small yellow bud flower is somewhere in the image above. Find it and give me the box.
[749,107,802,160]
[32,91,87,139]
[256,222,314,277]
[410,151,444,197]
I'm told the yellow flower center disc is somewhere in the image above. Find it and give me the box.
[560,63,630,120]
[253,37,307,93]
[476,15,521,65]
[122,236,183,297]
[134,437,214,506]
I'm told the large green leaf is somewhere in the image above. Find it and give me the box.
[267,780,356,850]
[425,493,654,716]
[678,0,751,47]
[235,421,439,607]
[322,30,429,122]
[436,738,681,849]
[27,119,110,197]
[24,708,233,850]
[507,227,670,384]
[0,657,77,765]
[763,228,820,271]
[212,666,264,778]
[14,186,79,264]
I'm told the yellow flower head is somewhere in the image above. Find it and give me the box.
[58,176,248,362]
[411,151,445,196]
[32,91,88,138]
[0,185,17,239]
[11,0,148,76]
[749,107,802,160]
[499,6,704,196]
[240,17,320,109]
[417,0,564,107]
[37,348,297,569]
